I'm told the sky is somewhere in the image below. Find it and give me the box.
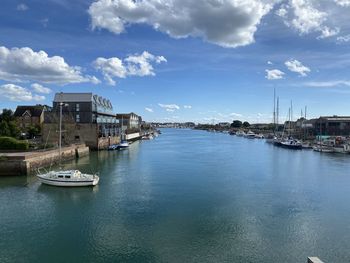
[0,0,350,124]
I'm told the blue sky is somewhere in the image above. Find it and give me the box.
[0,0,350,123]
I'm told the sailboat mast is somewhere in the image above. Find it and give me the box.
[59,101,63,164]
[273,88,276,132]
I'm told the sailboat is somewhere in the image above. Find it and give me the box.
[276,101,302,150]
[37,100,99,187]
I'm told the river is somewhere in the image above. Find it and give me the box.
[1,128,350,262]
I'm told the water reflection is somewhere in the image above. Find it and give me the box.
[2,129,350,262]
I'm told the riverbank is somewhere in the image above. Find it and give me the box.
[0,144,89,176]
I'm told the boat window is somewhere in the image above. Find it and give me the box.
[58,175,63,178]
[65,175,71,178]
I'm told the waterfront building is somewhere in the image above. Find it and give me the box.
[42,92,120,150]
[14,105,50,135]
[116,112,141,133]
[315,116,350,136]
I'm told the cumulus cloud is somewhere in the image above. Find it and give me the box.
[285,59,311,76]
[158,103,180,111]
[93,51,166,85]
[88,0,274,48]
[265,69,285,80]
[0,46,98,84]
[31,83,51,94]
[17,4,28,11]
[276,0,340,39]
[184,105,192,109]
[334,0,350,7]
[0,84,45,102]
[145,107,154,112]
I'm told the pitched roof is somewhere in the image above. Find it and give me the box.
[14,105,45,117]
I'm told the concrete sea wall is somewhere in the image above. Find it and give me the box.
[0,144,89,176]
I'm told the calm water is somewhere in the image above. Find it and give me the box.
[1,129,350,262]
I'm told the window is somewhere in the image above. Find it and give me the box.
[76,103,80,112]
[76,114,80,123]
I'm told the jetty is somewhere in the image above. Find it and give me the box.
[0,144,89,176]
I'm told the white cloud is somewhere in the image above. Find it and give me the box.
[88,0,274,48]
[158,103,180,111]
[334,0,350,7]
[184,105,192,109]
[267,61,273,65]
[230,112,243,117]
[337,34,350,43]
[265,69,285,80]
[31,83,51,94]
[0,84,45,102]
[17,4,28,11]
[277,0,340,39]
[285,59,311,76]
[145,107,154,112]
[93,51,166,85]
[0,46,97,84]
[304,80,350,87]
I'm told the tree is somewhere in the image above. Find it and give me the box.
[231,120,242,128]
[243,121,250,128]
[0,109,19,138]
[0,121,11,137]
[27,124,41,139]
[0,109,14,122]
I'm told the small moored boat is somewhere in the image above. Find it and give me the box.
[37,170,99,187]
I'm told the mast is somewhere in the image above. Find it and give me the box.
[276,96,279,132]
[59,98,63,165]
[273,88,276,133]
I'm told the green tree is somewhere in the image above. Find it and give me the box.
[243,121,250,128]
[27,124,41,138]
[0,109,14,122]
[231,120,242,128]
[0,121,11,137]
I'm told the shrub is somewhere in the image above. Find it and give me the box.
[0,137,29,150]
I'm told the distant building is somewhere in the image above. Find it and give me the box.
[14,105,49,133]
[218,122,230,128]
[43,93,120,150]
[116,112,141,132]
[315,116,350,136]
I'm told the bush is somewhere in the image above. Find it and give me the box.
[0,137,29,150]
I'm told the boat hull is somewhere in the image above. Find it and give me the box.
[37,175,99,187]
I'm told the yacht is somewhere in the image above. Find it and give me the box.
[37,170,99,187]
[118,140,129,149]
[244,130,256,139]
[236,130,245,137]
[280,138,302,149]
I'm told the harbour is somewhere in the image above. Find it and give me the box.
[1,129,350,262]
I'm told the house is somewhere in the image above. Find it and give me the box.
[42,93,120,150]
[14,105,48,134]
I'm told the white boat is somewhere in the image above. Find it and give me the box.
[37,98,100,187]
[313,145,334,153]
[244,130,256,139]
[255,133,264,139]
[118,140,129,149]
[37,170,99,187]
[236,130,245,137]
